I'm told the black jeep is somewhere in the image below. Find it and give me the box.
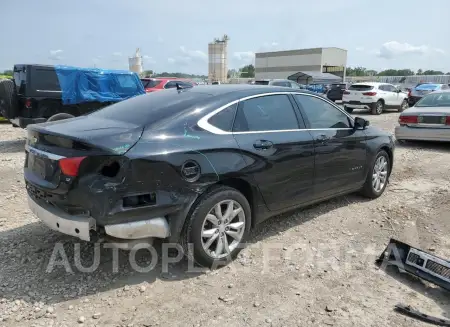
[0,64,145,128]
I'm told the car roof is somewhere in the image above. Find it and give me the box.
[184,84,317,97]
[350,82,387,86]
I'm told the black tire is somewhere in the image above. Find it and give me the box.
[47,113,75,122]
[0,79,18,119]
[398,99,408,112]
[359,150,390,199]
[181,185,251,268]
[344,106,354,114]
[371,100,384,115]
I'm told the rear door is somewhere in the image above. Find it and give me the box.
[232,93,315,211]
[292,94,368,198]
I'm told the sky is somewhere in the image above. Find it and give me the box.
[1,0,449,74]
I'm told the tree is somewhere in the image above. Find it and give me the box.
[417,69,423,75]
[239,64,255,78]
[377,69,414,76]
[142,70,154,77]
[346,67,368,77]
[2,70,12,76]
[422,70,444,75]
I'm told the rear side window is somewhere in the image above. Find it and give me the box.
[141,79,161,88]
[88,90,210,125]
[294,94,351,129]
[233,95,299,132]
[348,85,373,91]
[208,104,237,132]
[32,68,61,91]
[254,81,270,85]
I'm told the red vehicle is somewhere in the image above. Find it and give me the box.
[140,77,196,92]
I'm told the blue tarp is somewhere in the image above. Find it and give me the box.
[54,65,145,105]
[306,84,326,93]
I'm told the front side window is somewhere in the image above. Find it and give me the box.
[233,95,299,132]
[294,94,351,129]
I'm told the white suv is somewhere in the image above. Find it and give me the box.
[342,82,409,115]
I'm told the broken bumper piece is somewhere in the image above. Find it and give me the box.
[28,195,170,242]
[395,304,450,326]
[376,238,450,292]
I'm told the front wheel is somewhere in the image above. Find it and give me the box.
[359,150,390,199]
[182,186,251,268]
[398,99,408,112]
[344,106,354,114]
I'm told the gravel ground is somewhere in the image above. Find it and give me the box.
[0,110,449,327]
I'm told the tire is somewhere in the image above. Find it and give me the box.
[47,113,75,122]
[344,106,354,114]
[0,79,18,119]
[181,185,251,268]
[398,99,408,112]
[371,100,384,115]
[359,150,390,199]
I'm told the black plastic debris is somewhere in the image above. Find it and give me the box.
[395,304,450,326]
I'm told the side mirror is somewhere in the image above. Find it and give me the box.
[354,117,369,129]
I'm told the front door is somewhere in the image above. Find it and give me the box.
[232,93,315,212]
[292,94,368,198]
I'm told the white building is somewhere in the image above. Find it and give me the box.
[128,48,143,74]
[255,47,347,83]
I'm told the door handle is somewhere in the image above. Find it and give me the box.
[316,134,330,144]
[253,140,273,150]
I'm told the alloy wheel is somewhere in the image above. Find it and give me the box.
[201,200,246,259]
[372,156,388,192]
[376,102,383,114]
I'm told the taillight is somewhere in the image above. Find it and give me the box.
[399,115,418,124]
[408,91,411,97]
[343,91,350,95]
[362,92,377,96]
[25,98,32,108]
[58,157,87,177]
[446,116,450,125]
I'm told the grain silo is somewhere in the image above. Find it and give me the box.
[208,35,228,83]
[128,48,143,74]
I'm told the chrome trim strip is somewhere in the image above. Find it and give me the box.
[197,91,355,135]
[36,90,62,93]
[25,144,65,160]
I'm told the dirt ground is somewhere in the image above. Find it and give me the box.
[0,110,449,327]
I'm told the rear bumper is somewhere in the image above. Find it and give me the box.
[395,126,450,142]
[342,101,375,110]
[10,117,47,128]
[28,194,171,241]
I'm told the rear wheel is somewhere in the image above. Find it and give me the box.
[359,150,390,199]
[47,113,75,122]
[344,106,353,114]
[0,79,18,119]
[182,186,251,268]
[398,99,408,112]
[371,100,384,115]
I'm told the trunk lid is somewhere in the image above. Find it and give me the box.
[25,116,144,190]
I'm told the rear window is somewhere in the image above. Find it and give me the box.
[348,84,374,91]
[254,81,270,85]
[415,92,450,107]
[416,84,440,90]
[87,89,210,125]
[141,79,161,88]
[31,68,61,91]
[331,84,346,89]
[271,81,291,87]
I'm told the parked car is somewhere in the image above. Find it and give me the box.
[407,83,449,107]
[342,82,409,115]
[254,79,304,89]
[0,64,145,128]
[327,83,351,102]
[24,85,394,267]
[140,77,195,92]
[395,90,450,142]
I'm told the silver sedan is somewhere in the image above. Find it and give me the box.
[395,90,450,142]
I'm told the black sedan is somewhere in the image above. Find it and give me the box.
[24,85,395,267]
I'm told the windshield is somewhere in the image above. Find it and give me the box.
[415,84,440,91]
[254,80,270,85]
[415,92,450,107]
[141,79,161,88]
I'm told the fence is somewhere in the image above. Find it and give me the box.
[345,75,450,86]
